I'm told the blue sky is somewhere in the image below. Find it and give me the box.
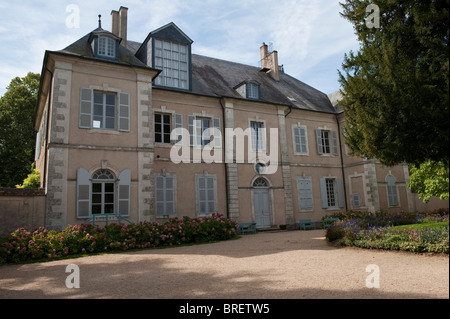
[0,0,360,97]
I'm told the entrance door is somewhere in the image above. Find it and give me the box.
[253,178,271,228]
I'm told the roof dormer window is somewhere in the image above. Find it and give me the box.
[235,81,260,100]
[247,82,260,100]
[98,36,116,58]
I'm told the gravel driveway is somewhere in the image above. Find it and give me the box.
[0,229,448,299]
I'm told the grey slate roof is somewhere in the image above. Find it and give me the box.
[190,54,336,113]
[58,28,153,70]
[58,27,336,114]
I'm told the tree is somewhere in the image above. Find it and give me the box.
[16,163,41,189]
[338,0,449,167]
[408,160,449,202]
[0,72,40,187]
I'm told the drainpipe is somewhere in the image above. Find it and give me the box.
[42,66,53,192]
[219,97,230,219]
[336,113,348,210]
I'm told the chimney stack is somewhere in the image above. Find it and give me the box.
[111,10,119,35]
[111,7,128,47]
[260,42,280,81]
[119,6,128,48]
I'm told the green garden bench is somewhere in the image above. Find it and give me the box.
[238,222,257,235]
[83,212,132,226]
[322,217,340,229]
[299,219,316,230]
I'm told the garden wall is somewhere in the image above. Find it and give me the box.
[0,188,46,237]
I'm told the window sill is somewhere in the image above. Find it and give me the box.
[87,129,122,135]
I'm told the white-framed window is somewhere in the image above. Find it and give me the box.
[297,176,313,211]
[316,128,338,155]
[197,175,216,216]
[386,175,399,207]
[320,177,344,209]
[293,125,308,154]
[79,88,129,132]
[247,82,260,100]
[91,170,116,215]
[155,174,176,216]
[98,36,116,58]
[188,115,221,147]
[76,168,131,218]
[93,92,116,130]
[250,121,265,151]
[154,39,189,89]
[155,113,171,144]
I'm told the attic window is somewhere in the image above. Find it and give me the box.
[246,82,260,100]
[98,36,116,58]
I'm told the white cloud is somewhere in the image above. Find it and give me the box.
[0,0,359,96]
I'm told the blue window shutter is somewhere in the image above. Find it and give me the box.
[316,128,323,155]
[331,130,338,155]
[118,169,131,216]
[118,92,130,132]
[337,178,345,208]
[77,168,91,218]
[319,177,328,208]
[293,127,301,153]
[79,88,93,128]
[298,177,313,210]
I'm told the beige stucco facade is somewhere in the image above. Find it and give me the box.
[33,17,448,231]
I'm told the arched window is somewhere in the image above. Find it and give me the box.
[91,169,116,214]
[253,177,269,188]
[385,175,399,207]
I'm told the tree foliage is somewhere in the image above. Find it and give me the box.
[338,0,449,166]
[0,72,40,187]
[16,163,41,189]
[408,160,449,203]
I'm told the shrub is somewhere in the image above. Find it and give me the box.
[325,210,449,254]
[0,213,239,265]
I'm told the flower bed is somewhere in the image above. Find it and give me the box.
[324,209,449,254]
[0,213,239,265]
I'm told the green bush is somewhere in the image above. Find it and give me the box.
[325,210,449,254]
[0,213,239,265]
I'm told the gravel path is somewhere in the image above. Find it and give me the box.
[0,229,448,299]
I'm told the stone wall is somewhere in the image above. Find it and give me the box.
[0,188,46,236]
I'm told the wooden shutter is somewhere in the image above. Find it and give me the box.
[198,176,215,215]
[294,127,301,153]
[77,168,91,218]
[155,175,175,216]
[79,88,93,128]
[331,130,338,155]
[118,169,131,216]
[336,178,345,208]
[118,92,130,132]
[316,128,323,155]
[212,117,222,148]
[351,194,361,208]
[319,177,328,208]
[298,177,313,210]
